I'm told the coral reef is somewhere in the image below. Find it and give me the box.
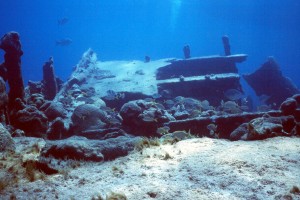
[12,105,48,137]
[120,99,174,136]
[70,104,110,134]
[43,102,66,121]
[47,117,68,140]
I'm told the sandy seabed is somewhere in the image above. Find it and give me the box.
[1,136,300,200]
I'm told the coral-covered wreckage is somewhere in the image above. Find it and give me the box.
[0,31,300,175]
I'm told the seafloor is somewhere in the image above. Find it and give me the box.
[1,136,300,200]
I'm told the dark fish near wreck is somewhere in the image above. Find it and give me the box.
[224,89,243,101]
[56,38,72,46]
[58,17,69,25]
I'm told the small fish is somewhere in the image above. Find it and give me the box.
[56,38,72,46]
[144,98,155,102]
[151,93,162,99]
[157,126,170,135]
[201,100,213,110]
[189,109,201,118]
[142,115,157,122]
[76,97,94,104]
[161,89,172,98]
[207,124,217,132]
[60,97,72,105]
[164,99,175,106]
[224,89,243,101]
[101,106,115,112]
[172,130,190,140]
[155,103,165,110]
[107,117,121,126]
[58,17,69,25]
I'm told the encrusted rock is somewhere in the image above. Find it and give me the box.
[120,99,174,136]
[230,115,295,140]
[280,97,297,115]
[292,94,300,105]
[47,117,68,140]
[229,123,249,141]
[0,123,15,152]
[41,135,141,161]
[70,104,108,134]
[13,105,48,137]
[44,102,66,121]
[27,93,45,109]
[160,130,192,143]
[28,80,43,94]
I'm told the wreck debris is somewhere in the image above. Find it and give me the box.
[243,57,299,108]
[183,44,191,59]
[222,35,231,56]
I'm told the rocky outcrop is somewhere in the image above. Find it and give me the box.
[44,101,66,121]
[120,99,175,136]
[28,80,43,94]
[230,114,296,141]
[41,135,141,161]
[76,128,128,140]
[0,123,15,152]
[0,32,25,109]
[280,94,300,119]
[26,93,45,109]
[47,117,68,140]
[13,105,48,137]
[166,111,281,139]
[70,104,110,134]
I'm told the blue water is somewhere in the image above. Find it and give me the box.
[1,0,300,92]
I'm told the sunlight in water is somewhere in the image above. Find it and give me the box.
[170,0,182,32]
